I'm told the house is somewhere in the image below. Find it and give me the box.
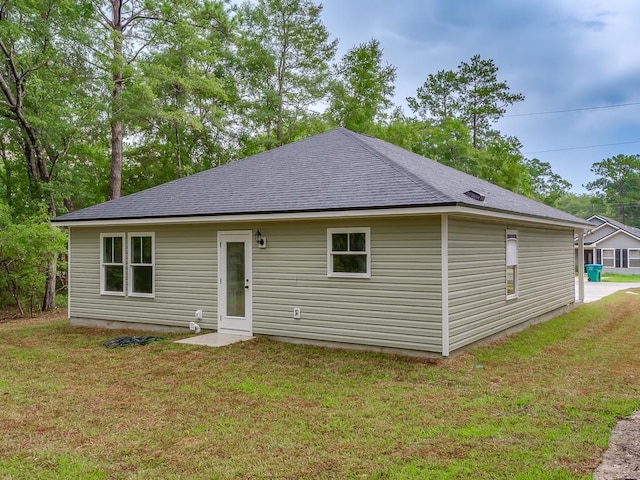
[577,214,640,274]
[52,128,591,357]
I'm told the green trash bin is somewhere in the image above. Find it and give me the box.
[585,263,603,282]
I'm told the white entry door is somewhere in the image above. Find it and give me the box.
[218,231,253,336]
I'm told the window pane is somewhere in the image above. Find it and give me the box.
[105,265,124,292]
[132,265,153,294]
[630,250,640,259]
[131,237,141,264]
[142,236,152,264]
[506,265,516,296]
[113,237,123,263]
[506,238,517,265]
[333,254,367,273]
[349,232,366,252]
[602,250,614,267]
[332,233,348,252]
[103,237,113,263]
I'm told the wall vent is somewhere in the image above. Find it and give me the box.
[464,190,486,202]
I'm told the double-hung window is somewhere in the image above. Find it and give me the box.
[601,248,615,267]
[129,233,155,296]
[506,230,518,299]
[629,249,640,268]
[327,227,370,277]
[100,234,125,295]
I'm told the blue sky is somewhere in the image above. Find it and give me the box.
[320,0,640,193]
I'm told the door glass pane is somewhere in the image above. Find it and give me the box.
[226,242,245,317]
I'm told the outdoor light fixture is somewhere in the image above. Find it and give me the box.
[255,229,266,248]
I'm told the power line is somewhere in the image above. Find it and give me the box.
[505,101,640,118]
[524,140,640,155]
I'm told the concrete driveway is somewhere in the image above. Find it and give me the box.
[577,280,640,303]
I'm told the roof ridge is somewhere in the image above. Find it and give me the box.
[337,128,454,203]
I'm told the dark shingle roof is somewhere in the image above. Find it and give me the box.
[53,128,587,225]
[583,215,640,244]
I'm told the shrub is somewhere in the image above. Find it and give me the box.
[0,204,66,315]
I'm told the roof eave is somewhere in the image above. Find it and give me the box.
[52,202,591,230]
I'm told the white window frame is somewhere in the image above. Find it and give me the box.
[601,248,615,268]
[100,233,125,296]
[327,227,371,278]
[506,230,518,300]
[128,232,155,298]
[628,248,640,268]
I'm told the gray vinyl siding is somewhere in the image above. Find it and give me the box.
[69,225,218,329]
[447,217,575,352]
[597,233,640,249]
[69,217,443,352]
[596,234,640,274]
[252,217,443,352]
[589,224,617,241]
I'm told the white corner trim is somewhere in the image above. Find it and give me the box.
[67,229,71,320]
[577,231,584,303]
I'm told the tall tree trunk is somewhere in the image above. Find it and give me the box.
[175,123,183,177]
[472,114,478,149]
[42,256,57,310]
[110,117,123,199]
[109,0,124,200]
[0,138,14,207]
[41,192,57,311]
[276,11,287,147]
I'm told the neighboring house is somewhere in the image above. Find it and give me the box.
[53,128,591,357]
[577,215,640,274]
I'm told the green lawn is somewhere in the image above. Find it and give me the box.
[1,293,639,479]
[601,273,640,282]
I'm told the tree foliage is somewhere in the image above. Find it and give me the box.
[328,39,396,133]
[525,158,572,206]
[122,0,236,194]
[0,204,66,315]
[407,54,524,148]
[586,154,640,226]
[556,192,607,219]
[0,0,97,309]
[457,55,525,148]
[236,0,337,152]
[0,0,603,312]
[405,55,575,198]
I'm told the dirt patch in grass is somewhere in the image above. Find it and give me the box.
[1,293,640,478]
[594,411,640,479]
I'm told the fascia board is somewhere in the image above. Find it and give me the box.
[53,205,591,230]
